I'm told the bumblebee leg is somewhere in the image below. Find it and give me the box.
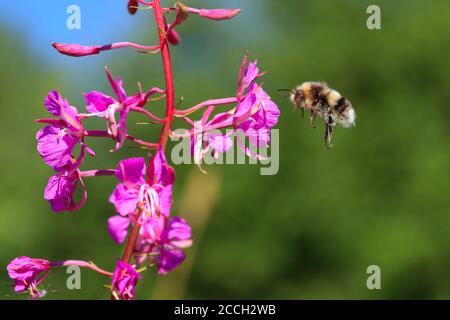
[310,110,317,128]
[325,124,333,148]
[325,115,334,148]
[293,106,305,119]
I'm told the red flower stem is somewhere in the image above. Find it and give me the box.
[121,207,143,263]
[119,0,174,268]
[121,226,140,263]
[153,0,175,149]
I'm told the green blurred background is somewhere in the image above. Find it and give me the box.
[1,0,450,299]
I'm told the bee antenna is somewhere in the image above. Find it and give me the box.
[277,89,294,100]
[277,89,293,92]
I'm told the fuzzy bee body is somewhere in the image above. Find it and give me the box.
[289,82,356,147]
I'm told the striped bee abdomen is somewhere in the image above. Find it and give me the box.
[330,95,356,128]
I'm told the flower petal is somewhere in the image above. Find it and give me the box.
[112,107,130,151]
[252,86,281,129]
[109,183,139,216]
[44,90,63,117]
[158,185,173,218]
[208,111,233,126]
[242,60,259,91]
[154,149,175,186]
[163,217,192,248]
[60,104,83,135]
[105,68,127,103]
[44,90,83,134]
[107,215,131,244]
[243,127,270,147]
[84,91,116,113]
[140,215,166,243]
[233,86,257,126]
[44,174,79,212]
[115,157,146,184]
[36,125,78,171]
[208,132,233,153]
[158,249,185,275]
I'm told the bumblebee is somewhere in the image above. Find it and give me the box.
[283,82,356,147]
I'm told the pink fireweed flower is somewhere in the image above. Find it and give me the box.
[236,56,260,98]
[84,68,162,151]
[7,257,51,299]
[137,216,192,275]
[233,57,280,153]
[232,84,281,158]
[84,69,135,151]
[190,55,280,161]
[36,91,89,212]
[111,260,140,300]
[108,149,175,243]
[36,90,88,171]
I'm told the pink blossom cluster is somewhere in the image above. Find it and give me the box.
[6,0,280,300]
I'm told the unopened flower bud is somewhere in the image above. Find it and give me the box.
[167,29,181,45]
[199,9,241,21]
[128,0,138,15]
[52,42,101,57]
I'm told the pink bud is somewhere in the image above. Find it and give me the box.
[167,29,181,45]
[128,0,138,15]
[52,42,101,57]
[198,9,241,21]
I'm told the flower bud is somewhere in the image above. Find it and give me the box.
[7,257,52,299]
[52,42,101,57]
[167,29,181,45]
[199,9,241,21]
[111,260,140,300]
[128,0,138,15]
